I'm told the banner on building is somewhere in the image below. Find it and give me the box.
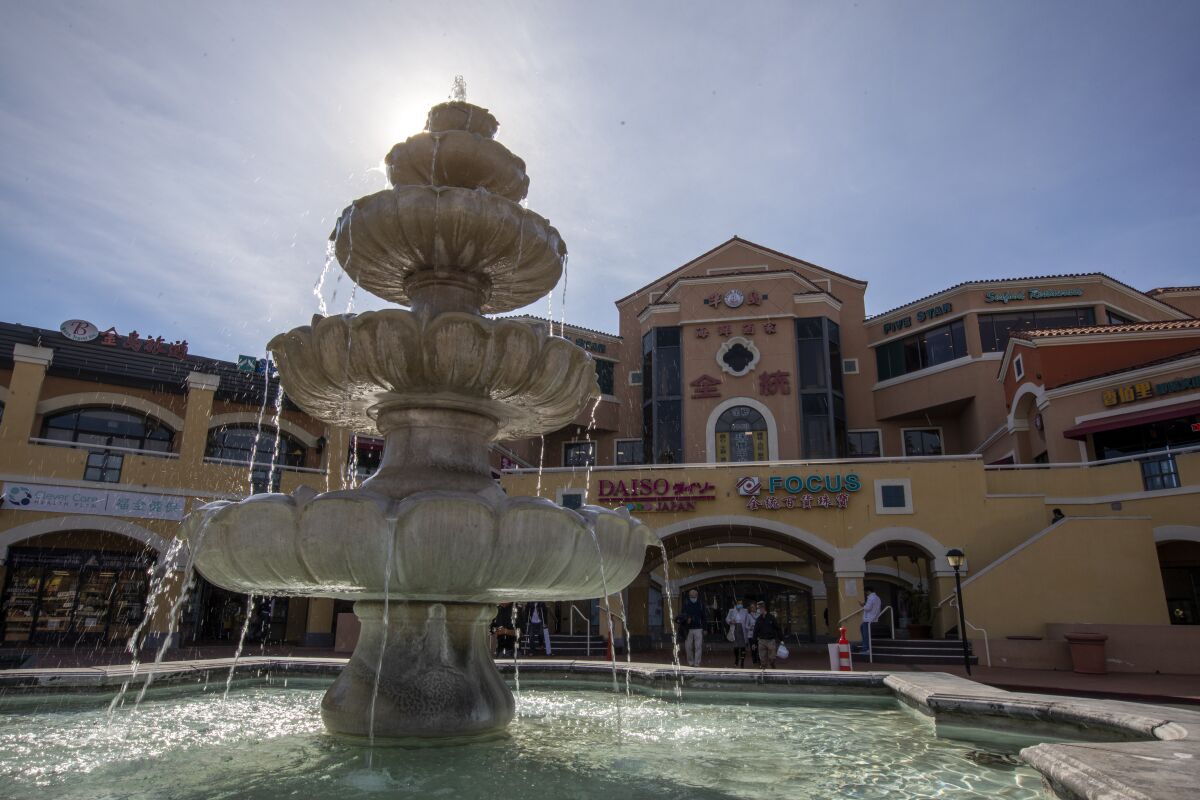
[3,482,187,521]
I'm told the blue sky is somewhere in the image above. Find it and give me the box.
[1,1,1197,359]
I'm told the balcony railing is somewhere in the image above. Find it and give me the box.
[28,437,180,460]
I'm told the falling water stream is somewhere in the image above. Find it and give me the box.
[223,594,257,701]
[246,355,273,493]
[655,541,684,703]
[366,533,395,765]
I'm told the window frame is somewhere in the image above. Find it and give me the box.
[846,428,883,459]
[614,438,644,465]
[562,440,597,467]
[901,427,944,457]
[874,478,914,515]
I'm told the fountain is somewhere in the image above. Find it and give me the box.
[182,96,654,739]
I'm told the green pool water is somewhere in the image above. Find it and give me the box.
[0,679,1048,799]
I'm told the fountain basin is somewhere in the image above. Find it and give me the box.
[269,310,599,437]
[3,663,1196,799]
[332,185,565,313]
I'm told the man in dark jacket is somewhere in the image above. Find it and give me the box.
[752,601,783,669]
[681,589,706,667]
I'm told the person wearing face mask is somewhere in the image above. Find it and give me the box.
[725,598,753,668]
[746,601,762,666]
[681,588,707,667]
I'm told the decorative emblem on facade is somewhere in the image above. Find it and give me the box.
[723,289,745,308]
[736,476,761,496]
[758,371,791,396]
[716,336,760,376]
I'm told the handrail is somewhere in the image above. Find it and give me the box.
[28,438,179,459]
[836,607,861,626]
[201,457,324,474]
[568,606,591,656]
[984,442,1200,471]
[868,606,895,663]
[937,594,992,668]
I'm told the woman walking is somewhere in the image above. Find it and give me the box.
[725,599,754,667]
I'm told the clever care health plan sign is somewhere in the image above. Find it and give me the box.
[3,482,186,521]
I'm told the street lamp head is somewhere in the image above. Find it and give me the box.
[946,548,965,570]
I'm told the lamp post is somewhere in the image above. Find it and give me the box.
[946,548,970,675]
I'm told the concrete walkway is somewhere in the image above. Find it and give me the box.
[5,643,1199,705]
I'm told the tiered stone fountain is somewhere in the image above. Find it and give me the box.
[183,97,653,738]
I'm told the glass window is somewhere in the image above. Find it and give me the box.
[352,436,384,481]
[715,406,768,463]
[560,491,584,510]
[1140,454,1180,491]
[1107,310,1134,325]
[977,307,1097,352]
[903,429,943,457]
[880,484,907,508]
[206,425,306,493]
[563,441,596,467]
[41,408,174,453]
[847,430,881,458]
[594,359,615,395]
[876,320,967,380]
[615,439,644,465]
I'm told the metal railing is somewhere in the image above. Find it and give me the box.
[28,437,179,459]
[836,605,894,663]
[935,593,992,667]
[568,606,592,655]
[201,457,324,474]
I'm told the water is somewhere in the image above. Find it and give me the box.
[368,534,396,758]
[246,358,273,494]
[265,382,286,491]
[222,594,257,701]
[0,684,1047,799]
[655,541,684,702]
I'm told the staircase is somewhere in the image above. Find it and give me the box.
[518,631,608,657]
[865,638,978,666]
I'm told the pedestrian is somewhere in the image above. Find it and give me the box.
[490,602,517,658]
[524,601,552,656]
[856,588,882,655]
[681,588,706,667]
[725,598,753,667]
[747,600,762,665]
[753,601,783,669]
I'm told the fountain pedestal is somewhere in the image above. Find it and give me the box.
[322,601,513,738]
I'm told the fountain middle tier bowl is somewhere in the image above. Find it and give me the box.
[185,490,655,602]
[268,309,600,437]
[331,185,565,313]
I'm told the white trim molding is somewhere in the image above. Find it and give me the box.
[654,515,841,563]
[12,344,53,367]
[671,568,828,599]
[0,515,175,566]
[849,526,952,573]
[873,478,914,515]
[36,392,185,433]
[208,413,320,447]
[704,396,780,462]
[1154,525,1200,545]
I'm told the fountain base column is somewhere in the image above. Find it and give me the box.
[320,600,514,738]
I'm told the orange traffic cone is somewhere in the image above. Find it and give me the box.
[837,627,852,671]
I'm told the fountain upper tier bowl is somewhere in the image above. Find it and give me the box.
[186,491,654,603]
[268,309,598,437]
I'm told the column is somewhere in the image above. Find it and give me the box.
[144,569,186,650]
[625,573,650,652]
[179,372,219,472]
[0,344,53,451]
[930,573,959,638]
[833,555,866,644]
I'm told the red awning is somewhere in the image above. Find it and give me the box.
[1063,399,1200,440]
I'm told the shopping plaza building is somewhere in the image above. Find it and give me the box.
[2,237,1199,670]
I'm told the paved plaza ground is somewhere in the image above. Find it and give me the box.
[4,642,1198,705]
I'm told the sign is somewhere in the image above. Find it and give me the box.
[1102,374,1200,408]
[737,472,861,512]
[883,303,952,336]
[758,371,791,396]
[985,287,1084,304]
[237,355,259,372]
[703,290,765,309]
[573,338,607,354]
[3,482,186,521]
[690,374,722,399]
[597,478,716,512]
[95,327,189,359]
[60,319,99,342]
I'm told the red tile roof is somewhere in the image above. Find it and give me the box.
[1019,319,1200,339]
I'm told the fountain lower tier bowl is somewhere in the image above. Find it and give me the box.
[185,490,652,602]
[184,491,654,737]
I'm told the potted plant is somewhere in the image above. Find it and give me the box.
[906,591,932,639]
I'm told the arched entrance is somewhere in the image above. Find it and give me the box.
[1,529,156,645]
[1156,527,1200,625]
[679,573,818,644]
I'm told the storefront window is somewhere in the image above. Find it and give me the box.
[876,320,968,380]
[715,406,768,463]
[642,327,682,463]
[1093,413,1200,461]
[903,428,943,456]
[0,547,151,645]
[977,307,1096,352]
